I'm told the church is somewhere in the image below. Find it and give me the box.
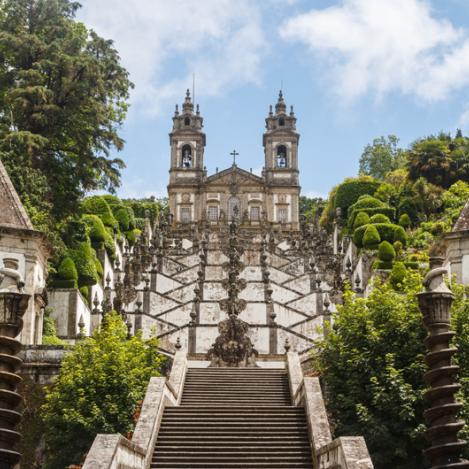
[168,90,301,230]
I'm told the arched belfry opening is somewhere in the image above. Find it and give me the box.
[181,145,193,168]
[276,145,287,168]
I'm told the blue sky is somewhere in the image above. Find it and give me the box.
[78,0,469,199]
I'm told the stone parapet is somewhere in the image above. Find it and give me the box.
[317,437,374,469]
[20,345,68,384]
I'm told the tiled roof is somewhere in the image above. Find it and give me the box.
[0,158,34,230]
[453,198,469,232]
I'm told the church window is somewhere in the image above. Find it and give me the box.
[276,145,287,168]
[279,117,285,126]
[184,117,191,126]
[207,205,219,221]
[181,145,192,168]
[277,207,288,223]
[180,207,191,223]
[228,196,240,221]
[250,206,260,221]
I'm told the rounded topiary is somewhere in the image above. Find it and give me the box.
[82,214,106,248]
[95,257,104,279]
[362,224,381,250]
[389,261,407,290]
[125,228,141,246]
[114,206,131,231]
[393,225,408,245]
[79,286,89,301]
[81,196,118,231]
[373,260,393,270]
[68,241,99,287]
[398,213,411,229]
[393,240,403,256]
[334,178,381,216]
[54,257,78,289]
[378,241,396,262]
[370,214,391,224]
[353,212,370,230]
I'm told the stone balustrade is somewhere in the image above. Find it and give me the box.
[287,352,374,469]
[82,351,187,469]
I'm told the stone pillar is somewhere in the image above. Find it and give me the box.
[418,260,469,469]
[0,262,30,468]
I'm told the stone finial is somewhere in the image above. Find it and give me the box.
[284,338,291,353]
[418,266,469,468]
[175,337,182,350]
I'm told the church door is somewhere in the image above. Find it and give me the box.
[228,196,240,221]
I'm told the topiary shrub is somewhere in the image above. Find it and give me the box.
[114,206,131,232]
[82,215,106,249]
[125,228,141,246]
[81,196,118,231]
[353,211,370,230]
[404,261,419,270]
[363,224,381,250]
[393,225,408,245]
[53,257,78,289]
[378,241,396,262]
[373,260,393,270]
[95,257,104,279]
[398,213,411,229]
[389,261,407,291]
[370,214,391,224]
[67,240,99,287]
[334,177,381,217]
[79,286,89,302]
[348,195,395,227]
[398,197,419,222]
[393,240,403,256]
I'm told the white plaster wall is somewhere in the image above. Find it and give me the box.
[203,283,226,301]
[239,302,267,325]
[239,283,265,301]
[156,274,182,293]
[271,284,300,303]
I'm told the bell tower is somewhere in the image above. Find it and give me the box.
[263,91,300,228]
[168,90,206,223]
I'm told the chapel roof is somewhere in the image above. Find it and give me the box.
[0,158,34,230]
[453,198,469,232]
[205,165,264,185]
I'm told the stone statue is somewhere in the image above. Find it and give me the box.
[0,258,24,293]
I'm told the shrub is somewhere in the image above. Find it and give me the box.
[81,196,118,231]
[114,206,131,232]
[393,226,408,245]
[334,177,381,216]
[393,241,403,256]
[398,213,412,229]
[370,213,391,224]
[53,257,78,289]
[389,262,407,290]
[67,240,99,287]
[378,241,396,262]
[363,224,381,249]
[353,212,370,230]
[79,286,89,301]
[404,261,419,270]
[373,260,393,270]
[398,197,419,222]
[125,228,141,245]
[82,214,106,248]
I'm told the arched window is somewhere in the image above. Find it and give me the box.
[276,145,287,168]
[278,117,285,126]
[181,145,192,168]
[184,117,191,126]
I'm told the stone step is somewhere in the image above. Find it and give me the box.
[153,445,310,453]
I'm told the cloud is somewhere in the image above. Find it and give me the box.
[458,105,469,132]
[280,0,469,102]
[78,0,267,116]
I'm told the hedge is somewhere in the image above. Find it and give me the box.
[398,213,411,229]
[397,197,419,222]
[67,240,99,287]
[370,213,391,224]
[349,206,396,228]
[82,215,106,248]
[53,257,78,289]
[389,262,407,290]
[353,212,370,230]
[363,224,381,249]
[353,223,407,248]
[81,196,118,231]
[373,260,393,270]
[334,178,381,217]
[114,206,131,232]
[378,241,396,262]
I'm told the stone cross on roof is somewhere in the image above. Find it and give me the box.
[0,158,34,230]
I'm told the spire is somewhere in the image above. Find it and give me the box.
[182,88,194,114]
[275,89,287,114]
[0,159,34,230]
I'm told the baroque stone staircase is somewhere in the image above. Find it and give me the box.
[151,367,313,468]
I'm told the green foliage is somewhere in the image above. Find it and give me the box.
[42,313,165,468]
[399,213,412,229]
[370,214,391,224]
[348,195,395,228]
[125,228,141,245]
[299,196,326,221]
[42,309,66,345]
[389,262,407,291]
[378,241,396,262]
[373,260,393,270]
[123,197,167,225]
[334,177,381,218]
[363,224,381,250]
[359,135,406,179]
[353,212,370,230]
[67,239,99,287]
[314,275,427,469]
[354,223,406,249]
[407,135,469,188]
[81,196,118,231]
[79,285,89,301]
[114,206,132,231]
[0,0,131,230]
[82,214,107,247]
[393,225,408,245]
[53,257,78,289]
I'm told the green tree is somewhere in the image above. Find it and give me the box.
[0,0,132,230]
[359,136,406,180]
[314,274,427,469]
[42,313,164,468]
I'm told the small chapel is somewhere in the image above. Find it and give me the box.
[168,90,300,229]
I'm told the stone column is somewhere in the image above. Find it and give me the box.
[418,260,469,469]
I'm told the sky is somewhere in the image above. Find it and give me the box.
[78,0,469,200]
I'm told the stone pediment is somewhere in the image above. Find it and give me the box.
[205,165,264,188]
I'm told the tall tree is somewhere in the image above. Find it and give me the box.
[359,135,406,180]
[0,0,132,229]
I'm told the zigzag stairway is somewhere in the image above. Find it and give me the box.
[151,367,313,468]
